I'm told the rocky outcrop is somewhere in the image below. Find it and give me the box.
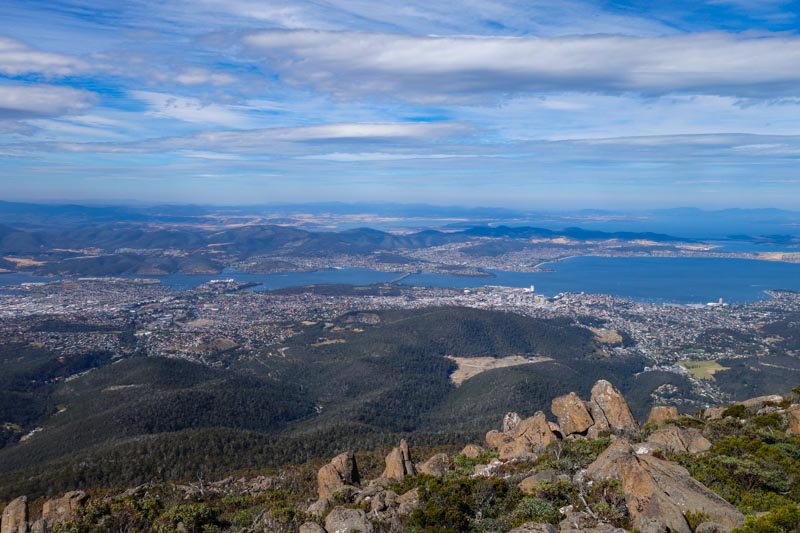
[737,394,784,410]
[418,453,449,477]
[324,507,374,533]
[40,491,87,527]
[1,497,28,533]
[703,406,725,420]
[646,406,679,425]
[381,439,415,479]
[498,412,557,460]
[588,380,637,434]
[318,452,360,500]
[646,426,712,455]
[586,440,744,533]
[551,392,594,436]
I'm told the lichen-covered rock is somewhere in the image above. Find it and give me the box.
[499,412,557,460]
[324,507,374,533]
[551,392,594,436]
[586,440,744,533]
[646,406,679,425]
[307,498,332,518]
[460,444,484,458]
[381,439,415,479]
[588,380,637,433]
[395,488,420,516]
[646,426,712,455]
[518,470,558,494]
[318,452,360,500]
[503,412,522,433]
[1,496,28,533]
[418,453,449,477]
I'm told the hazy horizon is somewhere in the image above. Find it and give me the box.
[2,2,800,207]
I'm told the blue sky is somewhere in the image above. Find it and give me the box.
[1,0,800,208]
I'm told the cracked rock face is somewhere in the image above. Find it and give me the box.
[318,452,360,500]
[381,439,416,480]
[588,380,637,433]
[586,440,744,533]
[1,496,28,533]
[551,392,594,436]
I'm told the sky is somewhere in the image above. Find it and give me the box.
[1,1,800,208]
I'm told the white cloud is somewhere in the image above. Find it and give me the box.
[244,30,800,101]
[0,36,87,76]
[0,83,96,120]
[130,91,251,127]
[172,67,238,86]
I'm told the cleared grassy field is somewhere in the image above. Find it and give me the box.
[678,360,730,380]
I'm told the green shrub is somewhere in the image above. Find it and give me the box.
[734,504,800,533]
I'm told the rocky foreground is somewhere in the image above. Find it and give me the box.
[3,380,800,533]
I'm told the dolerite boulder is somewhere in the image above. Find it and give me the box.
[586,440,744,533]
[1,497,28,533]
[737,394,784,411]
[551,392,594,436]
[381,439,416,479]
[460,444,483,458]
[646,426,712,455]
[498,412,557,460]
[588,380,637,434]
[503,412,522,433]
[318,452,360,500]
[325,507,374,533]
[647,406,679,425]
[418,453,449,477]
[40,491,88,527]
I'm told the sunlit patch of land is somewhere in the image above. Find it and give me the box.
[3,256,45,267]
[445,355,552,385]
[311,338,346,347]
[678,360,730,380]
[589,327,623,344]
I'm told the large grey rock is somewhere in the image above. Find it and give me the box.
[1,497,28,533]
[318,452,360,500]
[551,392,594,436]
[737,395,783,410]
[586,440,744,533]
[324,507,374,533]
[381,439,415,479]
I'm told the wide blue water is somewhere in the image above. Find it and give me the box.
[3,257,800,304]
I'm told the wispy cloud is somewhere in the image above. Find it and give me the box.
[244,30,800,101]
[0,36,87,76]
